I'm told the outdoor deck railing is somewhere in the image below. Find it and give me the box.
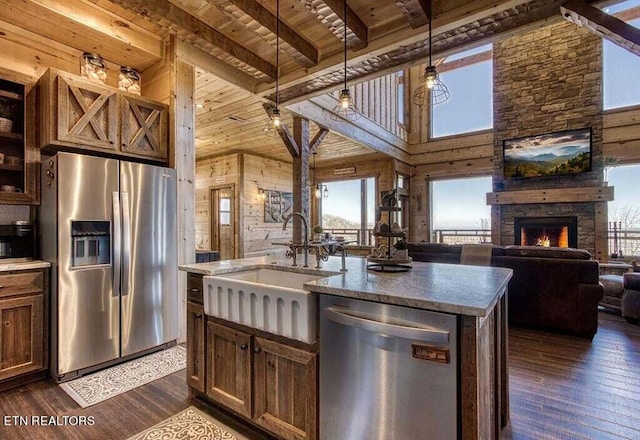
[322,228,374,246]
[432,227,640,258]
[432,229,492,245]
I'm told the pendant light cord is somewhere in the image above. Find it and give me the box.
[343,0,347,91]
[275,0,280,110]
[428,0,432,66]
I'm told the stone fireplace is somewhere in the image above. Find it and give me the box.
[514,216,577,248]
[491,22,606,259]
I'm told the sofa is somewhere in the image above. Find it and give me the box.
[408,243,604,339]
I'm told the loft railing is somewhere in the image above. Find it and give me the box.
[432,229,492,245]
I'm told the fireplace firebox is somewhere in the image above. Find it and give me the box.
[514,217,578,248]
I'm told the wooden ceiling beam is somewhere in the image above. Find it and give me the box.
[396,0,430,29]
[298,0,368,50]
[258,0,530,98]
[286,96,411,163]
[220,0,319,67]
[309,128,329,153]
[562,0,640,57]
[0,0,163,70]
[105,0,277,80]
[263,103,300,157]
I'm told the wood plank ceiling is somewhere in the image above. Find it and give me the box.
[195,68,377,163]
[0,0,615,162]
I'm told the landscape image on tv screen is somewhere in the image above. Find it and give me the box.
[503,128,592,178]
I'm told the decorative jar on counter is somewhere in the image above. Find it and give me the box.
[80,52,107,85]
[118,66,141,95]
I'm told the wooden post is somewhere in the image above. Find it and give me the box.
[292,116,310,244]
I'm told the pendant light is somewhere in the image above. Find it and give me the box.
[413,0,450,106]
[330,0,361,121]
[265,0,282,133]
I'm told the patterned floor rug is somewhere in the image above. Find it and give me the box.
[127,406,247,440]
[60,345,186,408]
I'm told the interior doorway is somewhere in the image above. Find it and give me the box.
[210,184,236,260]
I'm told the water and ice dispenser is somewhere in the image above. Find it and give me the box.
[71,221,110,267]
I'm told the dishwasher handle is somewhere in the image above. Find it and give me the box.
[323,306,450,344]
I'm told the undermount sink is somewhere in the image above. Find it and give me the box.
[203,268,325,343]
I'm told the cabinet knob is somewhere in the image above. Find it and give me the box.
[253,347,261,354]
[194,313,202,319]
[0,285,4,288]
[240,343,248,351]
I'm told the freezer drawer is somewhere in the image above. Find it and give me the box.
[320,295,458,440]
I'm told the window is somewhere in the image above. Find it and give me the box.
[431,176,492,244]
[431,45,493,138]
[397,70,407,128]
[603,0,640,110]
[608,164,640,256]
[219,197,231,225]
[320,178,375,245]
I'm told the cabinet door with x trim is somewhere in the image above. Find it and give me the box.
[121,94,168,161]
[55,73,118,151]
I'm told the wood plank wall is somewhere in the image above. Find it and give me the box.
[332,71,408,142]
[195,153,239,252]
[242,153,293,258]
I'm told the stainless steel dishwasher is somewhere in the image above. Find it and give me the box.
[320,295,457,440]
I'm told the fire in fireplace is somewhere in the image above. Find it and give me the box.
[514,217,578,248]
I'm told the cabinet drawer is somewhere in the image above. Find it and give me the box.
[187,273,203,304]
[0,271,44,299]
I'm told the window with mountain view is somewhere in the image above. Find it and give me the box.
[608,164,640,257]
[431,45,493,138]
[431,176,492,244]
[603,0,640,110]
[320,178,375,245]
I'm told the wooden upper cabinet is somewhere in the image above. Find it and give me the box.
[121,95,168,160]
[37,68,169,163]
[0,69,40,205]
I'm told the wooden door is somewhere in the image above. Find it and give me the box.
[211,186,235,260]
[120,94,168,161]
[55,72,118,150]
[186,302,205,392]
[206,321,252,418]
[253,337,318,440]
[0,294,44,380]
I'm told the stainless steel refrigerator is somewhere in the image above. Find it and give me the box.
[41,152,178,382]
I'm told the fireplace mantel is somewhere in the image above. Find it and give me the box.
[486,186,613,205]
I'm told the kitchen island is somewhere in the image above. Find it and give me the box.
[180,255,512,439]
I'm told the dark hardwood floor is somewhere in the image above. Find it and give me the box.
[0,312,638,440]
[503,312,640,440]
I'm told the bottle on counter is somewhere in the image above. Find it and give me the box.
[80,52,107,85]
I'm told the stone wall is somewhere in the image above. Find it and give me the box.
[492,21,603,255]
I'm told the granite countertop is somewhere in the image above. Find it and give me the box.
[0,260,51,272]
[179,255,513,317]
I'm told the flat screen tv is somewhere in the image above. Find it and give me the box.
[503,127,592,179]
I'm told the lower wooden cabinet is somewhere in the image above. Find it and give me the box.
[206,321,252,418]
[253,337,317,440]
[201,320,318,440]
[186,301,205,392]
[0,268,48,386]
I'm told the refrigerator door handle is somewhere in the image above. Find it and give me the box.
[112,191,122,297]
[122,191,132,297]
[322,306,450,343]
